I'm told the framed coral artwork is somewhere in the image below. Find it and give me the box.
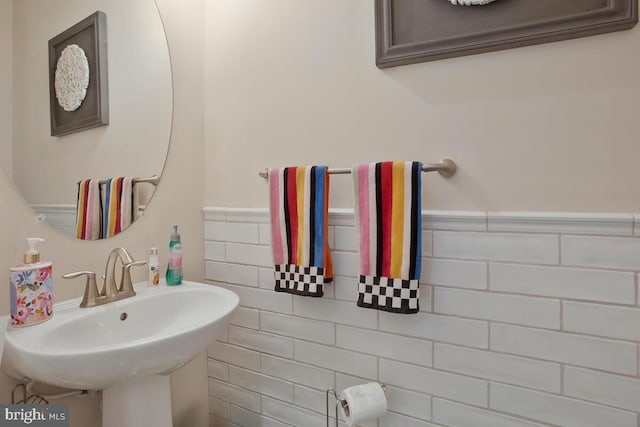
[48,11,109,136]
[375,0,638,68]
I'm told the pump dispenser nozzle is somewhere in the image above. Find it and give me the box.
[170,225,180,241]
[24,237,45,264]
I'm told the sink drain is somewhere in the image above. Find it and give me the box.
[120,313,128,321]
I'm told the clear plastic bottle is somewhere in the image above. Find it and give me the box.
[148,247,160,286]
[165,225,183,285]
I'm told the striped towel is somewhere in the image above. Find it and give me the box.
[352,161,422,314]
[269,166,333,297]
[102,177,136,238]
[76,179,102,240]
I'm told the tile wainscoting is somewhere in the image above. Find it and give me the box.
[204,207,640,427]
[31,204,76,238]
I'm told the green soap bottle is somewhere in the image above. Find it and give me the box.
[166,225,183,285]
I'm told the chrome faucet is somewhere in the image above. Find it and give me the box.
[63,248,147,308]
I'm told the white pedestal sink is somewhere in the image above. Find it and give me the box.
[2,280,239,427]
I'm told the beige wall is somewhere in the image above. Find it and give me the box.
[0,0,207,426]
[204,0,640,212]
[12,0,171,205]
[0,0,12,177]
[2,0,639,425]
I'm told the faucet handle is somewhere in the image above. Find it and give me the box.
[62,271,99,308]
[119,260,147,295]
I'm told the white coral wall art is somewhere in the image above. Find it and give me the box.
[449,0,497,5]
[54,44,90,112]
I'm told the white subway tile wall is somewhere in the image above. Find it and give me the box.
[205,208,640,427]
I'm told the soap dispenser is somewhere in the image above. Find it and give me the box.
[9,238,53,327]
[166,225,183,285]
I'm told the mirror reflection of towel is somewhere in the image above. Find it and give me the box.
[76,179,101,240]
[269,166,333,297]
[102,177,136,238]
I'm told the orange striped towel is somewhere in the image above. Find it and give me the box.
[76,179,102,240]
[269,166,333,297]
[352,161,422,313]
[102,177,136,238]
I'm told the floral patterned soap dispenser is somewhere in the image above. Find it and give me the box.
[9,238,53,327]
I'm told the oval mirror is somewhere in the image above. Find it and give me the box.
[0,0,172,240]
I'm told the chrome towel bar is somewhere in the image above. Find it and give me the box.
[259,159,456,179]
[76,175,159,186]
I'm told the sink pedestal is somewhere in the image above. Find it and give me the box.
[102,375,172,427]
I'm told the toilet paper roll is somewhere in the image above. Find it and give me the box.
[338,382,387,426]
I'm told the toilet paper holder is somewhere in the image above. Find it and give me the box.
[325,384,387,427]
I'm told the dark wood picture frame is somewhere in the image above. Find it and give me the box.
[375,0,638,68]
[48,11,108,136]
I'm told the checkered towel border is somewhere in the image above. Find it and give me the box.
[274,264,326,297]
[357,275,420,314]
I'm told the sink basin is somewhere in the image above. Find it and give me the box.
[2,280,239,390]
